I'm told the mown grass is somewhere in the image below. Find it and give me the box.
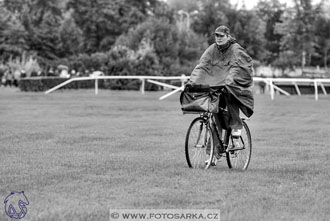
[1,87,330,221]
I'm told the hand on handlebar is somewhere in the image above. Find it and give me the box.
[184,82,210,92]
[184,83,193,92]
[184,82,225,93]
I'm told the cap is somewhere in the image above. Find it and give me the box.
[214,25,230,35]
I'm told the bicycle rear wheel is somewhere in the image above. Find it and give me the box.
[226,120,252,170]
[185,117,214,169]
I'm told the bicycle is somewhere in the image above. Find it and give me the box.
[181,84,252,170]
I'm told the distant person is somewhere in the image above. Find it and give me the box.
[20,70,26,78]
[187,25,254,138]
[5,69,13,87]
[71,69,76,77]
[13,70,21,87]
[59,69,70,78]
[54,69,60,77]
[75,71,81,77]
[76,67,84,77]
[1,73,6,86]
[47,68,55,77]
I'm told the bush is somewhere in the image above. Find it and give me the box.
[66,53,108,73]
[115,17,206,76]
[272,50,300,74]
[107,45,135,76]
[115,17,180,75]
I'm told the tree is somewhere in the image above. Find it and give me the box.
[272,50,300,74]
[166,0,199,13]
[275,0,323,68]
[0,7,27,62]
[314,15,330,69]
[191,0,231,44]
[115,14,206,76]
[2,0,30,14]
[256,0,285,64]
[227,9,267,60]
[115,17,179,75]
[33,11,62,62]
[190,0,266,61]
[67,0,119,53]
[58,13,83,57]
[67,0,169,54]
[5,0,64,66]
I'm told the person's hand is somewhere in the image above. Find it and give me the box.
[184,81,195,92]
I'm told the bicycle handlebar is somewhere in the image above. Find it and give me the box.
[184,84,225,92]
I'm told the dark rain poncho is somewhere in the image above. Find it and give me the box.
[189,42,254,117]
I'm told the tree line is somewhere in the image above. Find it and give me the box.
[0,0,329,77]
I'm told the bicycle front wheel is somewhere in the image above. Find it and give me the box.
[226,120,252,170]
[185,117,214,169]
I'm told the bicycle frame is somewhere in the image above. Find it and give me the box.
[199,111,230,153]
[183,85,252,170]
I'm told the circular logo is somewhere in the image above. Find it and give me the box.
[111,212,119,219]
[4,191,29,219]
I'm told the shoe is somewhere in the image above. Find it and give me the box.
[231,129,241,138]
[214,152,223,160]
[227,138,241,152]
[233,139,240,148]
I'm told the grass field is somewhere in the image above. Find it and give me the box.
[1,87,330,221]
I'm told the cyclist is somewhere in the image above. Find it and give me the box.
[187,25,254,139]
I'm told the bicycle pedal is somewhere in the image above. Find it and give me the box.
[230,151,237,156]
[211,158,218,166]
[205,157,218,166]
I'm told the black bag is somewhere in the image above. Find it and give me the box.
[180,89,220,114]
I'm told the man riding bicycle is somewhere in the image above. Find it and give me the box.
[187,25,254,138]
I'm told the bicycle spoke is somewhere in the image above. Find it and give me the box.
[192,148,203,168]
[185,117,214,169]
[226,121,252,170]
[193,123,204,147]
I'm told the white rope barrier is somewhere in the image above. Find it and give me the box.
[44,75,330,101]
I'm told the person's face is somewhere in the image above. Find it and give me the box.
[215,33,230,46]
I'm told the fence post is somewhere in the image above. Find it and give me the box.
[293,82,301,96]
[319,82,327,95]
[95,78,98,95]
[314,80,318,101]
[140,78,145,94]
[269,79,275,100]
[181,74,186,87]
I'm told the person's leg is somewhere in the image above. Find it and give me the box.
[210,120,220,156]
[225,94,242,130]
[214,93,227,142]
[212,114,222,149]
